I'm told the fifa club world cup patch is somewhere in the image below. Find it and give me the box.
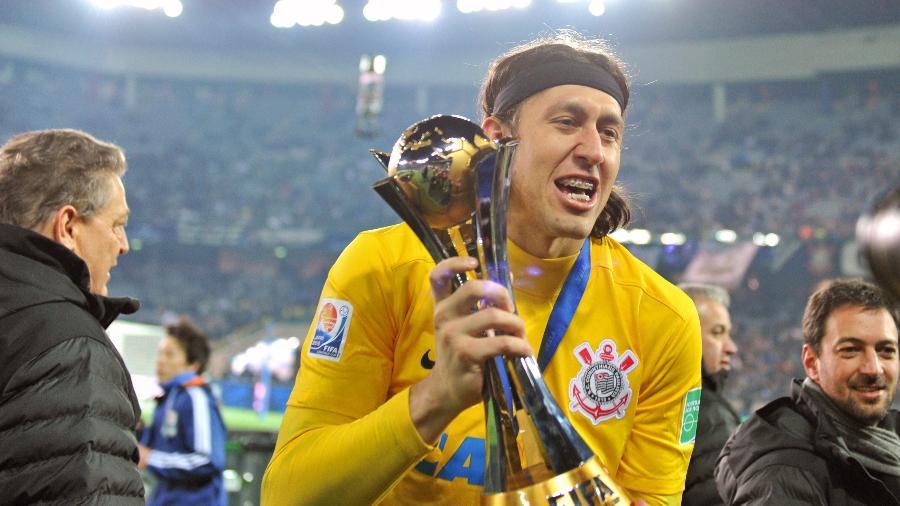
[680,387,702,445]
[569,340,638,425]
[308,298,353,361]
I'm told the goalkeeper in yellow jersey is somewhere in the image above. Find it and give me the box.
[263,30,702,506]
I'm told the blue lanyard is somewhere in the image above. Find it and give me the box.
[536,239,592,371]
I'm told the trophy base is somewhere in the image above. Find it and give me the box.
[481,456,632,506]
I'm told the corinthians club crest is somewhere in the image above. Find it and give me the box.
[569,340,638,425]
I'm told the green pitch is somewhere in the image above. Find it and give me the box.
[141,401,283,433]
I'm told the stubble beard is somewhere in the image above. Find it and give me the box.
[836,382,894,426]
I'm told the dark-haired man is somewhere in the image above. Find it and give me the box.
[716,279,900,505]
[264,31,701,505]
[0,129,143,504]
[140,317,227,506]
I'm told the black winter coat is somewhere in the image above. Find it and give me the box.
[0,224,144,505]
[682,369,741,506]
[716,378,900,506]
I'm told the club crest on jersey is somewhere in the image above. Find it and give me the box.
[308,298,353,361]
[569,339,638,425]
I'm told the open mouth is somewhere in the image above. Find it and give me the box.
[555,177,597,203]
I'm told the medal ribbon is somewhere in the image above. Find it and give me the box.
[536,239,591,372]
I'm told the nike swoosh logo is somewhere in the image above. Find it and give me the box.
[420,350,435,370]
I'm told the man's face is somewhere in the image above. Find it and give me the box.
[698,299,737,374]
[486,84,623,256]
[71,174,130,295]
[804,305,899,426]
[156,335,196,384]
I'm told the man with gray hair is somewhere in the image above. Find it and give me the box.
[716,278,900,504]
[0,129,144,504]
[680,283,741,505]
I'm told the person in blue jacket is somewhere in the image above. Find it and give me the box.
[140,316,227,505]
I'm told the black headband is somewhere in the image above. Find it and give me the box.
[492,60,627,116]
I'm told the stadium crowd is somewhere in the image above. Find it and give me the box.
[1,58,896,415]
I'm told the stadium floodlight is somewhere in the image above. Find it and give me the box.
[457,0,530,13]
[660,232,686,246]
[271,0,345,28]
[88,0,183,17]
[588,0,605,16]
[629,228,652,245]
[764,233,780,247]
[714,229,738,243]
[364,0,441,22]
[752,232,766,246]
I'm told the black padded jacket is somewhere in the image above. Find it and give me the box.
[0,223,144,505]
[716,378,900,506]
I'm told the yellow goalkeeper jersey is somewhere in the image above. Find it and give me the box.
[263,223,701,506]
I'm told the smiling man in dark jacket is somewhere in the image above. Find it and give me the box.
[716,279,900,505]
[0,129,144,504]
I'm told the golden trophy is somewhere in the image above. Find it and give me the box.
[371,115,632,505]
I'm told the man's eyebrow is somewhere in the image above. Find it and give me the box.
[834,336,899,346]
[547,100,624,129]
[598,112,625,131]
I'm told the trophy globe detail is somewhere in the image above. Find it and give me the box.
[387,115,495,230]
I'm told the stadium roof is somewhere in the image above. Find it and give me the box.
[5,0,900,59]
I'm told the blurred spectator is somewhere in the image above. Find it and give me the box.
[139,317,227,506]
[679,283,741,506]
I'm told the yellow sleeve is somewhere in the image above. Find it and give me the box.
[262,389,431,505]
[261,230,433,505]
[617,295,703,498]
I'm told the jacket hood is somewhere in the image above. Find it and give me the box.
[0,223,139,326]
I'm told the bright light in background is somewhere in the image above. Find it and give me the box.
[89,0,183,17]
[231,337,299,382]
[271,0,344,27]
[364,0,441,21]
[588,0,605,16]
[629,229,652,245]
[609,228,630,244]
[714,229,737,243]
[752,232,780,247]
[373,54,387,74]
[457,0,530,14]
[660,232,686,246]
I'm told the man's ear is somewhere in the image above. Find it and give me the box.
[481,116,507,141]
[802,344,820,383]
[39,205,80,251]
